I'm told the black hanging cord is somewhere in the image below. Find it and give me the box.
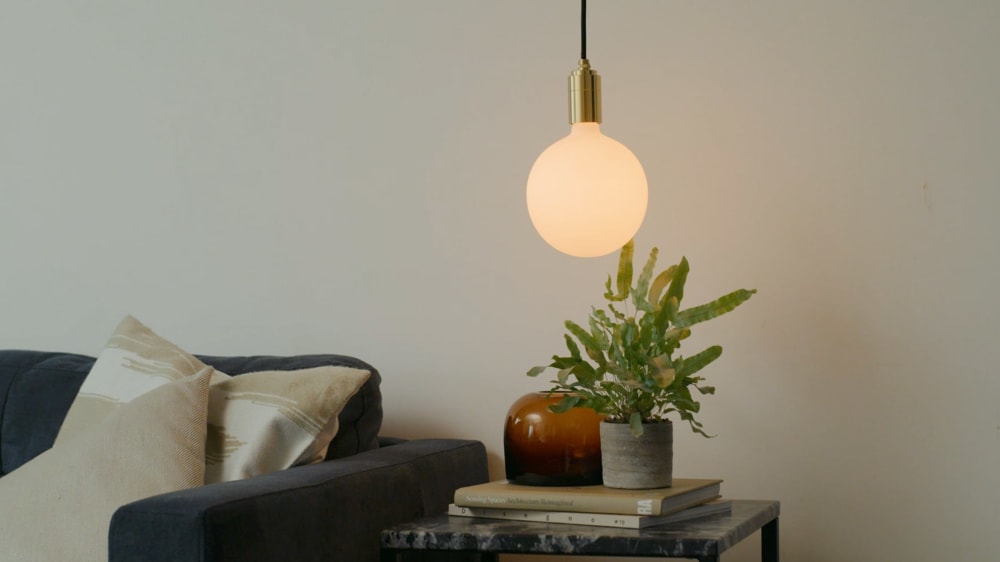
[580,0,587,60]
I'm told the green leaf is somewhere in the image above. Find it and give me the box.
[549,355,578,369]
[564,334,582,361]
[608,303,626,321]
[603,274,615,300]
[620,320,637,348]
[663,327,691,343]
[572,361,598,384]
[592,308,612,327]
[526,365,548,377]
[677,345,723,378]
[648,264,677,311]
[614,240,634,302]
[549,394,580,413]
[586,346,607,367]
[632,247,658,312]
[566,320,602,352]
[654,296,680,333]
[606,345,625,378]
[696,385,716,395]
[674,289,757,328]
[663,256,690,308]
[629,412,644,437]
[638,312,656,348]
[589,316,609,349]
[674,385,698,411]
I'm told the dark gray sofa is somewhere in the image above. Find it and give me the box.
[0,350,489,561]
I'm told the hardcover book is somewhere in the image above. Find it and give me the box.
[453,478,722,516]
[447,499,732,529]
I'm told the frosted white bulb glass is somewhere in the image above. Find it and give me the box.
[526,122,648,258]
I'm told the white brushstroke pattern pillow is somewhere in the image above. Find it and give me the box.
[0,367,212,561]
[56,315,370,483]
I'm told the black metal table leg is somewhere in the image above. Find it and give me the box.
[762,517,779,562]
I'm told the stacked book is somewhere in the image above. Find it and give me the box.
[449,478,730,529]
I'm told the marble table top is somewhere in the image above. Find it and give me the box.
[381,499,780,558]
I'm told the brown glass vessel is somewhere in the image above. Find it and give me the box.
[503,392,603,486]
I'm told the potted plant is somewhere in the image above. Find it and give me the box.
[527,240,755,489]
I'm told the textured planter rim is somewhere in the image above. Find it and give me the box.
[599,419,673,489]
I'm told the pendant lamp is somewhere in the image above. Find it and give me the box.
[526,0,648,258]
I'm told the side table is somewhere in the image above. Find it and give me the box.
[381,499,779,561]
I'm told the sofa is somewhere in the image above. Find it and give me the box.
[0,349,489,561]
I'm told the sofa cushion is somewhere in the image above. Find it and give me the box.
[54,315,372,483]
[0,367,212,561]
[205,366,370,482]
[198,354,382,461]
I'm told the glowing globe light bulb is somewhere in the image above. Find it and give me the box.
[526,55,648,258]
[527,122,648,257]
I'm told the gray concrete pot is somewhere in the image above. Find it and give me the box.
[599,420,673,489]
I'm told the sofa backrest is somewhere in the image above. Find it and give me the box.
[0,350,382,477]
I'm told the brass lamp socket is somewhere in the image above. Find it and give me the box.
[568,59,602,124]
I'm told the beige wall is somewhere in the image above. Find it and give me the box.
[3,1,999,560]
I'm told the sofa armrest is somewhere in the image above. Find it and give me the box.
[108,439,488,562]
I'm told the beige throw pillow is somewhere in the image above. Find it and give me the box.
[55,315,208,445]
[205,366,370,483]
[56,315,371,483]
[0,367,212,562]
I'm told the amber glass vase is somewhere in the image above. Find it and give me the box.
[503,392,603,486]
